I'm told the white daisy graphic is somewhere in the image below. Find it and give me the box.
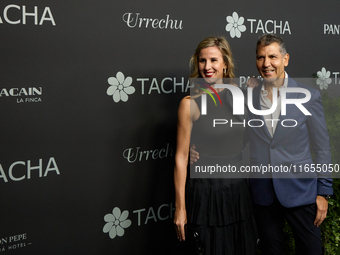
[225,12,246,38]
[103,207,132,239]
[107,71,135,102]
[316,67,332,90]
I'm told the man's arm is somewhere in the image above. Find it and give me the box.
[307,89,333,226]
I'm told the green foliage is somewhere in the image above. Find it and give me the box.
[321,94,340,255]
[282,93,340,255]
[283,221,295,255]
[322,196,340,255]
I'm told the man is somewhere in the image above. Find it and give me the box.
[247,33,333,255]
[190,34,333,254]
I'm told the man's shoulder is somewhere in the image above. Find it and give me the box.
[288,77,320,95]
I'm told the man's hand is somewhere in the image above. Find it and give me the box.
[314,195,329,227]
[189,144,199,164]
[247,77,261,88]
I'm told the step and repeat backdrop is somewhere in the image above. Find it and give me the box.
[1,0,339,254]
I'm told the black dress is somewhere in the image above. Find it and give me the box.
[187,89,258,255]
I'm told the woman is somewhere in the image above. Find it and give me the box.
[173,36,257,254]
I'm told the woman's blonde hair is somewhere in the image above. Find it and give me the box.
[189,36,235,79]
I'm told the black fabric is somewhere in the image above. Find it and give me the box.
[255,198,321,255]
[172,224,204,255]
[187,89,258,255]
[191,89,245,157]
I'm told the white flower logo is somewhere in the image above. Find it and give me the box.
[107,71,135,102]
[316,67,332,90]
[225,12,246,38]
[103,207,132,239]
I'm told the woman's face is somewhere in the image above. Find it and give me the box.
[198,46,227,84]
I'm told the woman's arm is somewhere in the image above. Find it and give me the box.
[173,96,192,241]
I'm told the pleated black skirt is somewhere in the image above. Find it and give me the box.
[186,155,258,255]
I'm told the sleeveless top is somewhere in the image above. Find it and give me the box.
[191,89,245,157]
[186,88,253,226]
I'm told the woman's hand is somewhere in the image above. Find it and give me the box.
[174,208,187,241]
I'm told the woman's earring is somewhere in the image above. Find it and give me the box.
[223,69,226,76]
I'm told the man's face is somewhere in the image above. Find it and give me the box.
[256,42,289,85]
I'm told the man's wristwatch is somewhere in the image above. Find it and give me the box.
[319,195,331,201]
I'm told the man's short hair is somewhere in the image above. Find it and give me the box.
[256,33,287,56]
